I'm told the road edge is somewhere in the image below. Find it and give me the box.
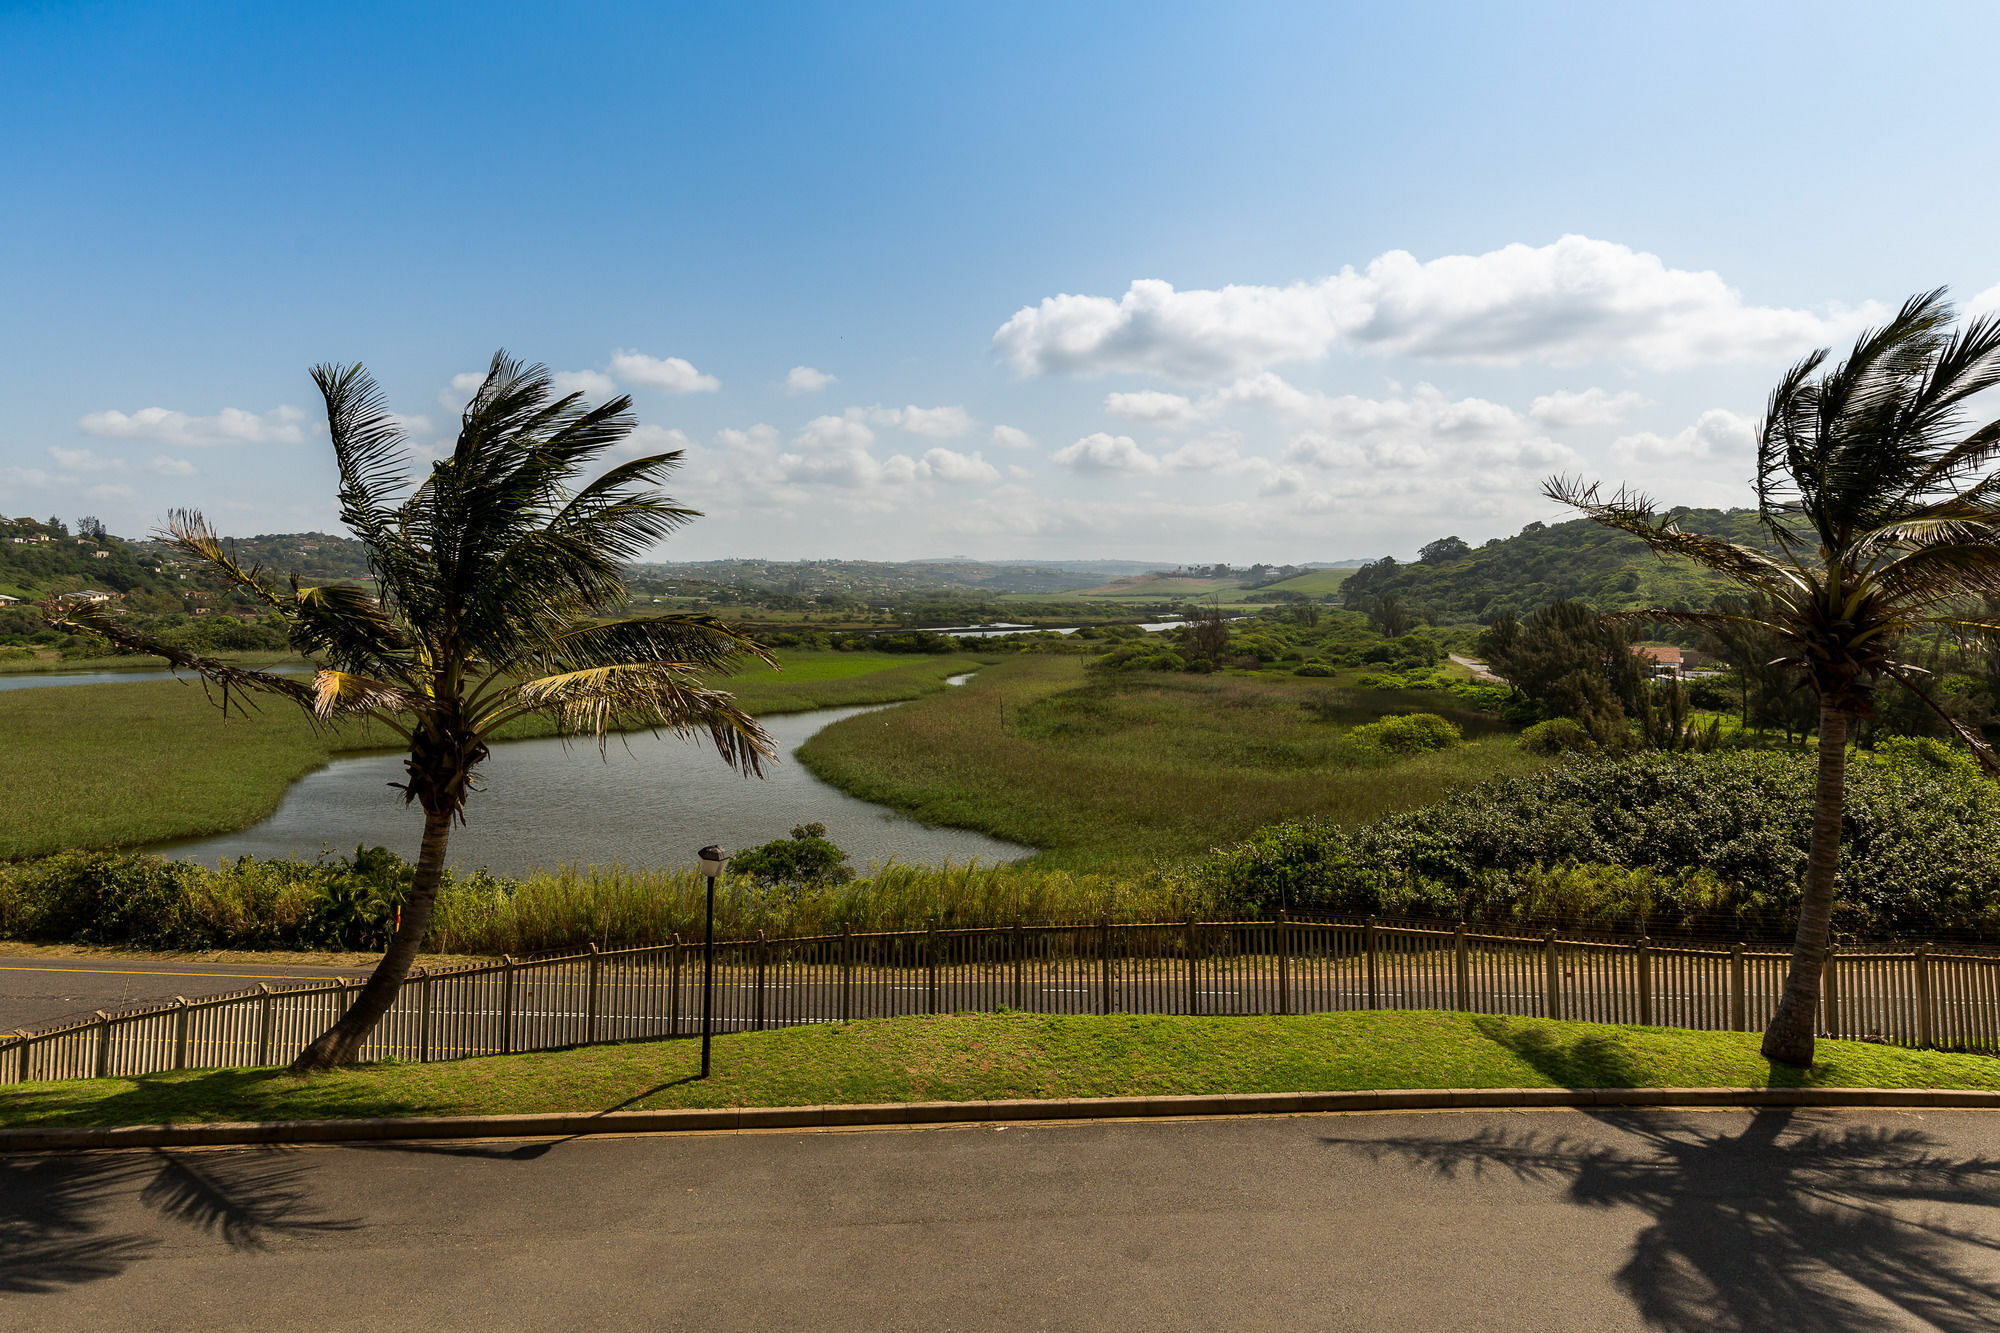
[5,1086,1999,1151]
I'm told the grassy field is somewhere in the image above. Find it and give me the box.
[6,1010,1997,1128]
[0,651,986,860]
[1258,568,1353,596]
[798,656,1540,870]
[0,649,310,675]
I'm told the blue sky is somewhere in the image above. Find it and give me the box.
[4,1,1998,562]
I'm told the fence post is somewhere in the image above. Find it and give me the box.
[668,936,682,1037]
[173,997,190,1071]
[1365,917,1380,1010]
[255,985,274,1065]
[1276,911,1291,1016]
[1185,916,1200,1016]
[1099,917,1113,1016]
[416,971,433,1062]
[841,927,854,1023]
[755,931,768,1032]
[585,944,602,1046]
[1011,921,1025,1011]
[1822,943,1839,1038]
[927,919,940,1014]
[1730,943,1746,1032]
[499,955,516,1056]
[1453,923,1469,1012]
[94,1011,111,1078]
[1636,937,1653,1026]
[1916,943,1934,1048]
[1543,929,1559,1019]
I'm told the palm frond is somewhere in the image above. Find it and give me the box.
[502,662,776,775]
[42,601,316,714]
[159,509,286,609]
[1883,663,2000,777]
[1542,477,1802,590]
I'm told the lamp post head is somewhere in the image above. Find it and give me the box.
[697,845,729,877]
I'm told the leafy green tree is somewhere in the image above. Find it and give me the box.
[50,353,775,1072]
[1548,290,2000,1065]
[1480,599,1647,744]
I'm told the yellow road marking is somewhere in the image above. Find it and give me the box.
[0,965,337,980]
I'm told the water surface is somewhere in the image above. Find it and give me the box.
[150,700,1030,876]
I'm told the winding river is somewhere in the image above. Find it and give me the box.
[143,685,1028,875]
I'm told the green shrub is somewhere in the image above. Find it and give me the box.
[1200,746,2000,939]
[1519,717,1593,756]
[1347,712,1462,754]
[1293,663,1336,677]
[727,822,855,890]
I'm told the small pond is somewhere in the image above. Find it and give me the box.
[148,692,1032,876]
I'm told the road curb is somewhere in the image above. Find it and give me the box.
[5,1086,2000,1151]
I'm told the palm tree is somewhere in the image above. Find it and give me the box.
[1547,289,2000,1066]
[49,353,777,1073]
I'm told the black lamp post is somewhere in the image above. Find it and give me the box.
[696,844,728,1078]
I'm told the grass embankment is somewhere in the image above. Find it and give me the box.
[6,1010,1997,1128]
[798,656,1540,869]
[0,651,984,860]
[0,650,310,675]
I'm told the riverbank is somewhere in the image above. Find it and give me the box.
[6,1010,1998,1127]
[797,656,1541,870]
[0,651,994,860]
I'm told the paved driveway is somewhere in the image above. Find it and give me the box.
[5,1108,1997,1331]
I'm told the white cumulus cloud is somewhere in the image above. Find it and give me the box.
[149,455,197,477]
[1528,387,1651,428]
[989,424,1037,451]
[921,448,1002,484]
[552,369,618,398]
[1969,282,2000,319]
[1104,389,1208,429]
[1610,408,1757,463]
[1052,433,1162,474]
[994,234,1883,380]
[79,404,309,446]
[786,366,838,395]
[609,350,721,394]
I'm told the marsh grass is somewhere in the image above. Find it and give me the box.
[797,656,1541,869]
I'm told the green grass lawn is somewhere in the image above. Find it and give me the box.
[0,650,987,860]
[5,1010,1996,1129]
[797,656,1540,869]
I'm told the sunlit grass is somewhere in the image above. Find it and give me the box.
[798,656,1541,870]
[6,1010,1997,1128]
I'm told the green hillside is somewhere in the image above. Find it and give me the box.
[1340,508,1773,625]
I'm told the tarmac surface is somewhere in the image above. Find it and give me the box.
[4,1107,1998,1331]
[0,956,356,1033]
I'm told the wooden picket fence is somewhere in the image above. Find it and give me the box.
[6,915,2000,1085]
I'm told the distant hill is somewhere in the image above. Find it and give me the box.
[1339,508,1773,625]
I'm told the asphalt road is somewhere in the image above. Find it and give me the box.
[5,1108,1998,1331]
[0,957,353,1033]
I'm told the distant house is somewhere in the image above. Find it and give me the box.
[1632,644,1714,679]
[91,549,110,559]
[0,594,19,605]
[56,590,116,606]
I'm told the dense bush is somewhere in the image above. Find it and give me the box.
[726,822,855,890]
[0,845,418,951]
[1200,745,2000,939]
[1519,717,1592,756]
[1347,712,1462,755]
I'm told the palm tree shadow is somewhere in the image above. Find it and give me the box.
[349,1073,706,1161]
[1,1146,359,1298]
[1323,1109,2000,1331]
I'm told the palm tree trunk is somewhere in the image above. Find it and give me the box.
[288,807,454,1075]
[1761,700,1848,1066]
